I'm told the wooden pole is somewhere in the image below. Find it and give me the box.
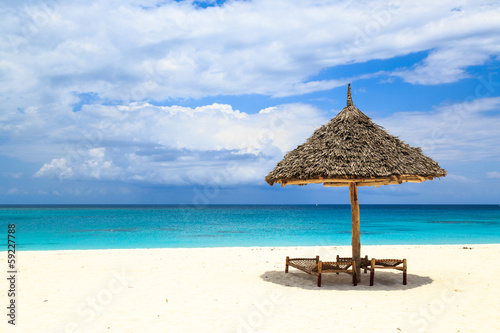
[349,182,361,282]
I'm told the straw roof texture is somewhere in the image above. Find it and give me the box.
[265,85,447,187]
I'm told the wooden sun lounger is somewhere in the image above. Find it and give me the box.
[285,256,357,287]
[368,258,407,286]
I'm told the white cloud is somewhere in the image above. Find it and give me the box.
[1,0,500,192]
[6,187,29,195]
[7,188,20,195]
[374,97,500,162]
[445,174,478,183]
[3,96,500,187]
[35,158,73,179]
[2,172,23,179]
[23,102,328,185]
[388,6,500,84]
[391,46,490,85]
[487,171,500,178]
[34,148,121,180]
[0,0,499,113]
[18,95,500,186]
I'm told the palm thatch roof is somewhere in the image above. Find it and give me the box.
[265,84,447,188]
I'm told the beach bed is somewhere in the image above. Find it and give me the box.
[285,255,406,287]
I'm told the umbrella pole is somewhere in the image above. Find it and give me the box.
[349,182,361,282]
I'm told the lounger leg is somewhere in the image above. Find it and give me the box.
[370,258,375,286]
[403,259,407,285]
[317,274,322,287]
[285,256,289,273]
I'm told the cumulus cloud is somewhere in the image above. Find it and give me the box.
[25,102,328,185]
[12,95,498,187]
[374,96,500,161]
[35,148,121,180]
[1,0,500,194]
[0,0,499,114]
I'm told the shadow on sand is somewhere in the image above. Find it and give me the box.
[260,270,432,291]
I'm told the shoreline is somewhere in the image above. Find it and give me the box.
[13,242,500,252]
[3,203,499,205]
[1,244,499,332]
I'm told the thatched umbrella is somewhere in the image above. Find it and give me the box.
[265,84,446,281]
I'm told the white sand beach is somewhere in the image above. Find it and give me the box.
[1,244,499,333]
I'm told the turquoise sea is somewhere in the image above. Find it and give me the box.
[2,205,499,251]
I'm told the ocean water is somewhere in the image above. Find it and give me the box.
[1,205,499,251]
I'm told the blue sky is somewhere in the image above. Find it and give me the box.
[1,0,499,204]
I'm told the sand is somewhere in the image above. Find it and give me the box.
[1,244,499,333]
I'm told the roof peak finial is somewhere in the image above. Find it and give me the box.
[347,83,353,107]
